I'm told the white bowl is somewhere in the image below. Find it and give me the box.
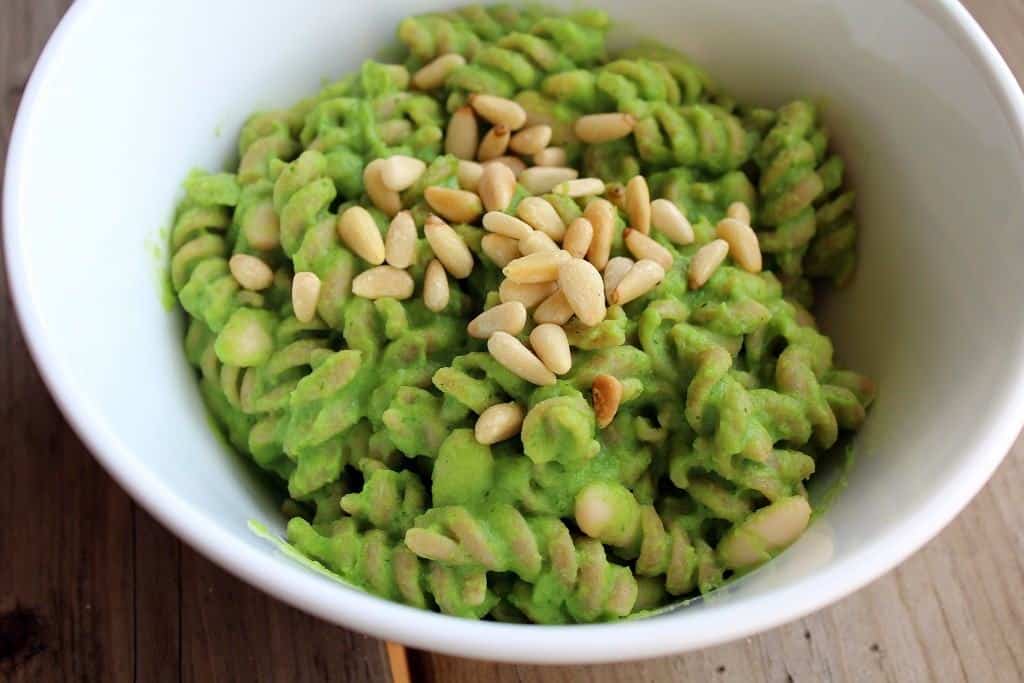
[6,0,1024,664]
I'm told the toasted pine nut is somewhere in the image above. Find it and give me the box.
[229,254,274,291]
[530,323,572,375]
[338,206,386,265]
[503,249,571,284]
[469,94,528,130]
[384,210,417,269]
[412,53,466,90]
[424,186,483,224]
[364,159,402,216]
[726,201,752,225]
[477,124,511,162]
[519,230,560,255]
[559,258,606,326]
[611,259,665,305]
[592,374,623,428]
[533,146,568,167]
[574,113,636,144]
[533,289,574,325]
[605,183,627,211]
[423,259,450,312]
[481,234,520,268]
[292,271,321,322]
[487,331,555,386]
[650,198,695,245]
[584,198,615,271]
[603,257,635,300]
[379,155,427,192]
[486,156,527,177]
[509,125,552,155]
[553,177,606,198]
[424,215,474,278]
[517,196,566,240]
[352,265,415,300]
[563,217,594,258]
[518,166,579,195]
[716,218,762,273]
[688,239,729,289]
[624,228,673,270]
[499,280,557,308]
[625,175,651,234]
[475,402,525,444]
[483,211,533,240]
[468,301,527,338]
[478,162,517,212]
[457,160,484,191]
[445,106,479,160]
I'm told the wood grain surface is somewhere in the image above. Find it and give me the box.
[1,2,1021,682]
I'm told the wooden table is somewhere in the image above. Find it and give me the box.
[2,2,1022,681]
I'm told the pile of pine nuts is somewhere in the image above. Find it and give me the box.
[226,92,764,444]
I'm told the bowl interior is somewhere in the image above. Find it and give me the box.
[6,0,1024,663]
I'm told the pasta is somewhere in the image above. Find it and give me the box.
[169,4,874,624]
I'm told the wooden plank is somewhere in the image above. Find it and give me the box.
[132,509,182,683]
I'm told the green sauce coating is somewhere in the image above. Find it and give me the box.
[171,4,874,623]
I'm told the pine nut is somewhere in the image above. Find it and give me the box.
[423,259,450,312]
[509,125,552,155]
[477,124,511,162]
[624,228,673,270]
[292,271,321,322]
[468,301,527,338]
[563,217,594,258]
[483,211,533,240]
[478,162,517,212]
[338,206,386,265]
[518,166,579,195]
[424,186,483,224]
[726,201,752,225]
[592,374,623,428]
[584,198,616,271]
[228,254,274,291]
[611,259,665,305]
[603,257,635,300]
[530,323,572,375]
[559,258,606,326]
[364,159,402,216]
[503,249,571,284]
[486,156,527,177]
[625,175,651,234]
[605,183,627,211]
[688,239,729,289]
[445,106,479,160]
[352,265,415,300]
[424,215,474,278]
[533,289,574,325]
[574,113,636,144]
[517,196,566,240]
[650,198,695,245]
[475,402,525,445]
[553,177,606,198]
[481,233,520,268]
[533,146,568,167]
[469,94,527,130]
[384,210,417,269]
[412,53,466,90]
[487,331,555,386]
[499,280,557,308]
[716,218,762,273]
[519,230,559,255]
[379,155,427,192]
[457,160,484,191]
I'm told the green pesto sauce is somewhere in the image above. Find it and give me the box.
[174,4,872,624]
